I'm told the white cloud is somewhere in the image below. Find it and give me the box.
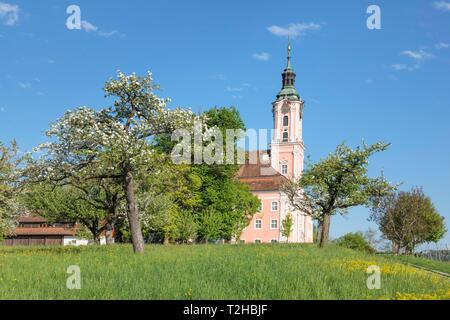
[80,20,122,38]
[401,50,433,60]
[81,20,98,33]
[391,63,420,71]
[0,2,19,26]
[436,42,450,49]
[226,86,244,92]
[98,30,119,37]
[267,22,321,38]
[18,81,31,89]
[252,52,271,61]
[433,1,450,11]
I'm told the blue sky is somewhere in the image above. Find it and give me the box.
[1,0,449,247]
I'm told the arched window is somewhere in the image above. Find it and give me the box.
[282,131,288,142]
[283,115,289,127]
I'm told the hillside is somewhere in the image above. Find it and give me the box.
[0,244,449,300]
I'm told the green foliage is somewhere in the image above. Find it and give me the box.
[152,106,260,242]
[282,142,396,247]
[20,183,114,241]
[370,187,446,254]
[335,232,376,254]
[197,209,223,242]
[281,213,294,242]
[175,211,198,243]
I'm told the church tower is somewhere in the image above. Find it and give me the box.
[270,41,305,179]
[237,41,313,244]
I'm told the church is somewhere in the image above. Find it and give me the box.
[238,42,314,244]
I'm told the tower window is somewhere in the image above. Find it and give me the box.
[283,115,289,127]
[282,131,288,142]
[255,219,262,229]
[281,164,288,175]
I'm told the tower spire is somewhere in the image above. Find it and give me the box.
[287,36,292,69]
[276,39,300,101]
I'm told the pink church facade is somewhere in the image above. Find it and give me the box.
[238,43,314,244]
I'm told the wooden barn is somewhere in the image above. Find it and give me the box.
[2,215,78,246]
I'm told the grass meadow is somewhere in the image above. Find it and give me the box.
[0,244,449,300]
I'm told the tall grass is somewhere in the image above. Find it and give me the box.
[0,244,449,300]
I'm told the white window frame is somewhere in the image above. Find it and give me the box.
[281,164,288,175]
[254,239,262,244]
[270,219,278,230]
[271,201,278,212]
[255,219,262,229]
[271,239,278,243]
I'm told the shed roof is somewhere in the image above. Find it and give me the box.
[12,227,76,236]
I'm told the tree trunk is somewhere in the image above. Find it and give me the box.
[123,171,145,253]
[92,233,100,244]
[90,224,100,244]
[105,221,114,245]
[316,220,323,244]
[319,214,331,248]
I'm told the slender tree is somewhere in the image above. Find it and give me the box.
[281,213,294,243]
[282,142,395,247]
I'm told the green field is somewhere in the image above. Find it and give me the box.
[0,244,449,300]
[390,254,450,275]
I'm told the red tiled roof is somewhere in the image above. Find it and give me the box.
[18,216,48,223]
[13,227,76,236]
[237,151,288,191]
[239,175,287,191]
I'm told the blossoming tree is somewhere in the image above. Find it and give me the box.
[0,141,26,239]
[28,72,197,253]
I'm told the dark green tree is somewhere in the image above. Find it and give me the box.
[21,181,124,243]
[335,232,376,253]
[153,106,260,242]
[370,187,446,254]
